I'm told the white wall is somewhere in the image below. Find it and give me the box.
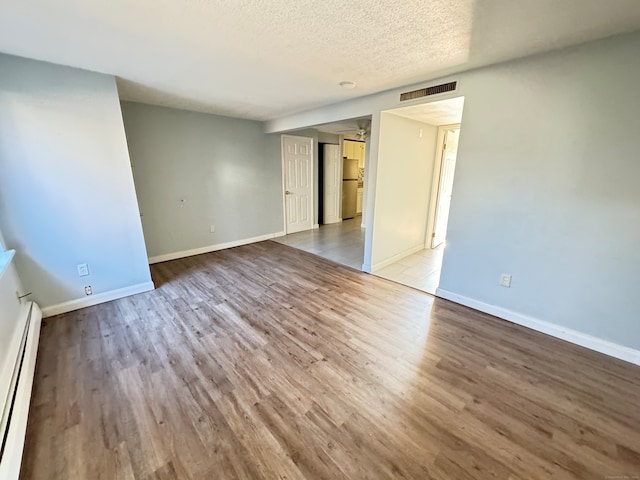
[121,102,284,260]
[0,54,153,312]
[371,113,437,270]
[265,31,640,355]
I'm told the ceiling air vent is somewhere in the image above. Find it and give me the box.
[400,81,457,101]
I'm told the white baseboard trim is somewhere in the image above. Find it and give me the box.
[371,244,425,273]
[312,224,320,230]
[148,231,286,264]
[42,281,155,318]
[435,288,640,366]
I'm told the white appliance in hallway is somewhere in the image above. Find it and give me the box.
[342,158,358,219]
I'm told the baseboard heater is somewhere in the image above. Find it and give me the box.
[0,302,42,479]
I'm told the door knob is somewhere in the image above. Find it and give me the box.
[285,190,292,195]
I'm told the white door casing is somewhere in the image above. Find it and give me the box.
[432,127,460,248]
[282,135,314,234]
[323,144,341,224]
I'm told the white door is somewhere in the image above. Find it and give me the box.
[432,128,460,248]
[282,135,314,234]
[323,144,341,224]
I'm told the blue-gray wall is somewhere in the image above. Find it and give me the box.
[265,31,640,356]
[121,102,284,260]
[0,54,152,311]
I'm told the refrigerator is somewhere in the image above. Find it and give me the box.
[342,158,358,219]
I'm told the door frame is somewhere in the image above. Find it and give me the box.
[425,123,460,248]
[322,143,342,225]
[281,135,314,234]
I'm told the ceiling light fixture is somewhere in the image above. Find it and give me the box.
[339,81,357,89]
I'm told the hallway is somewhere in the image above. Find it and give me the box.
[272,218,365,270]
[273,219,445,295]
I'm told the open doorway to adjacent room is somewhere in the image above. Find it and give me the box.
[272,116,371,270]
[373,97,464,294]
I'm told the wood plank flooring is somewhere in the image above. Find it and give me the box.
[20,241,640,479]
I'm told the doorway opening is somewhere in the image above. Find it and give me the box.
[273,117,371,270]
[373,97,464,294]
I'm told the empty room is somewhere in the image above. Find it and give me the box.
[1,1,640,479]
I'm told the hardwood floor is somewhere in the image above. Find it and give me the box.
[20,241,640,479]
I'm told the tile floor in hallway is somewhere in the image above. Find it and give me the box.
[272,217,365,270]
[375,244,444,295]
[273,218,445,295]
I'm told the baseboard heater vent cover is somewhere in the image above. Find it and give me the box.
[0,303,42,480]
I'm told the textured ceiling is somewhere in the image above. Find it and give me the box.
[1,0,640,120]
[315,117,372,135]
[389,97,465,126]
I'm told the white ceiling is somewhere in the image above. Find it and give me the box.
[389,97,465,126]
[314,117,372,136]
[1,0,640,121]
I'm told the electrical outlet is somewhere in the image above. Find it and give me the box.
[210,225,216,233]
[84,285,92,295]
[77,263,89,277]
[500,274,512,288]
